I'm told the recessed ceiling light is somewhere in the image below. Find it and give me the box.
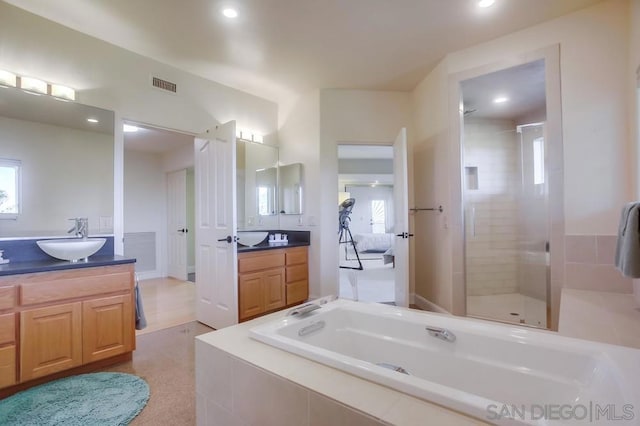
[87,118,99,123]
[493,96,509,104]
[222,8,238,18]
[478,0,495,8]
[123,124,140,133]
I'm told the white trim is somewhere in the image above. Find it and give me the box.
[135,270,164,281]
[413,293,451,314]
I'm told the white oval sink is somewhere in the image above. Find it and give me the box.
[37,238,106,262]
[237,232,268,247]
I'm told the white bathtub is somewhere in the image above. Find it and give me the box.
[250,299,640,425]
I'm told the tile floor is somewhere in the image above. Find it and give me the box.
[105,321,213,425]
[467,292,547,328]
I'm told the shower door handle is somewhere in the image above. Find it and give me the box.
[470,206,476,237]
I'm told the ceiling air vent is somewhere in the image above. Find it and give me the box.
[151,76,177,94]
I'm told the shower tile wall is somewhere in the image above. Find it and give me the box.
[464,118,520,296]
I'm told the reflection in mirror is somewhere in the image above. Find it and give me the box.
[0,86,114,237]
[236,139,278,230]
[279,163,303,215]
[256,167,277,216]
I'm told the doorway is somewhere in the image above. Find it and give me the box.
[459,58,557,329]
[123,121,197,333]
[337,144,396,303]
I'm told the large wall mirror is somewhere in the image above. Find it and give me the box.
[0,86,114,238]
[236,139,279,230]
[279,163,303,215]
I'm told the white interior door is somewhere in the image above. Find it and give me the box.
[167,169,188,281]
[393,128,410,307]
[194,121,238,329]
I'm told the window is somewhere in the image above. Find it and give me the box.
[371,200,386,234]
[533,137,545,185]
[0,159,20,219]
[257,186,275,216]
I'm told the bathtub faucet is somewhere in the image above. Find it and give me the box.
[426,326,456,342]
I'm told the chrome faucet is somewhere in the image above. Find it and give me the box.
[426,326,456,342]
[68,218,88,238]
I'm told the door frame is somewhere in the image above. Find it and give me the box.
[335,140,410,305]
[448,44,564,330]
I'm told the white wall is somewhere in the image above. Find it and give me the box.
[0,2,278,254]
[0,116,113,237]
[319,89,413,298]
[411,0,633,313]
[278,91,321,296]
[123,149,166,278]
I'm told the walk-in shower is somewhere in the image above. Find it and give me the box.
[461,59,550,328]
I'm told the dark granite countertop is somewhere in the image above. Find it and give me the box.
[0,255,136,277]
[237,241,310,253]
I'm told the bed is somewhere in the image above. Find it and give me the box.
[353,233,394,253]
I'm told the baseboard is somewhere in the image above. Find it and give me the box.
[135,270,164,281]
[413,293,450,314]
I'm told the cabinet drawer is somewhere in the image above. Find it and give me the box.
[285,247,307,266]
[286,264,307,283]
[0,313,15,345]
[20,269,132,306]
[286,280,308,305]
[0,286,15,311]
[238,252,285,273]
[0,345,16,389]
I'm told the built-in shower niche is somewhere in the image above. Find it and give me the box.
[464,166,478,190]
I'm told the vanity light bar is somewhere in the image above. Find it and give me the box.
[0,69,76,101]
[19,76,48,95]
[51,84,76,101]
[0,69,17,87]
[236,128,264,143]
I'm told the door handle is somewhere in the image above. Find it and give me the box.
[217,236,237,243]
[178,228,188,233]
[395,232,414,239]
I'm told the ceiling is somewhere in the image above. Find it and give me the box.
[461,59,546,120]
[123,123,193,153]
[4,0,604,106]
[338,145,393,160]
[0,86,114,134]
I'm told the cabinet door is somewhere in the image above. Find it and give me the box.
[83,294,134,364]
[263,268,286,312]
[21,302,82,381]
[239,272,264,321]
[0,345,16,389]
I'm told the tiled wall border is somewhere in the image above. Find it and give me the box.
[564,235,632,293]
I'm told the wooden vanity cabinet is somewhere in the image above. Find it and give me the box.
[0,285,16,389]
[285,247,309,305]
[238,251,286,321]
[20,302,82,381]
[238,246,308,322]
[0,263,135,391]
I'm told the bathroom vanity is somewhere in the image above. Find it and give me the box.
[237,231,310,322]
[0,256,136,397]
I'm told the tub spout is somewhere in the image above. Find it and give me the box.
[426,326,456,342]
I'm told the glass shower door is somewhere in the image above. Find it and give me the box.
[463,120,549,329]
[516,123,549,328]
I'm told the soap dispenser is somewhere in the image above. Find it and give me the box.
[0,250,9,265]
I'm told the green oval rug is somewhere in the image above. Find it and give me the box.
[0,372,149,426]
